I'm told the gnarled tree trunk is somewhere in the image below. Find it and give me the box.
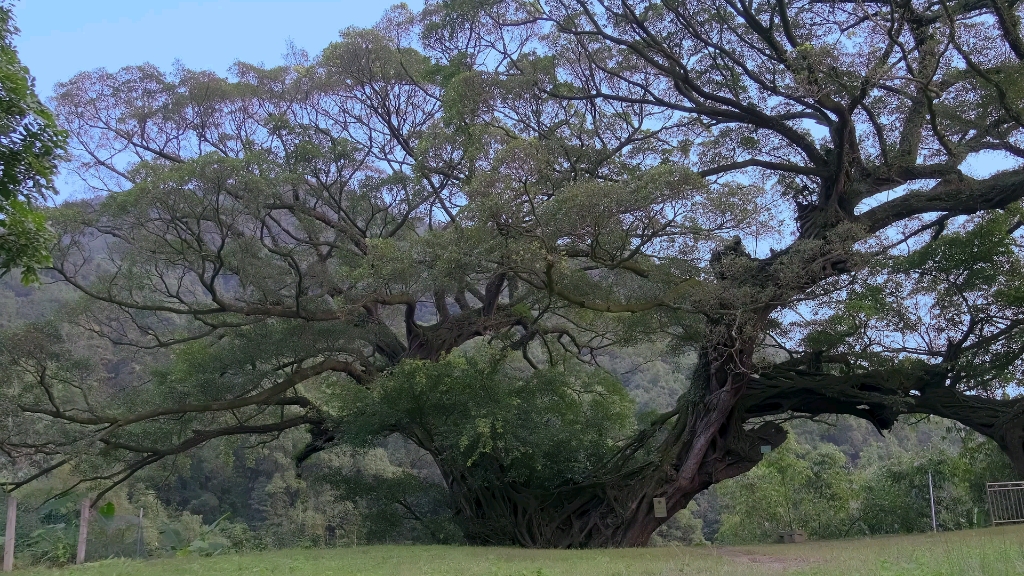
[420,340,787,548]
[418,346,1024,548]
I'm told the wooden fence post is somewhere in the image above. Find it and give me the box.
[3,496,15,573]
[76,499,89,565]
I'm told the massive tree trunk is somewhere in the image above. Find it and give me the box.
[416,348,1024,548]
[418,339,787,548]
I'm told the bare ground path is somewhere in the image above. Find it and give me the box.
[715,547,814,572]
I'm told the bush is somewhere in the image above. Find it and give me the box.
[713,422,1015,544]
[22,523,76,566]
[716,440,855,544]
[649,504,705,546]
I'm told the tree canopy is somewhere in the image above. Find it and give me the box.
[2,0,1024,548]
[0,0,65,283]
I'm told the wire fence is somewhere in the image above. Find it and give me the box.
[83,510,146,562]
[1,497,147,571]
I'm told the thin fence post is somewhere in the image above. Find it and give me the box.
[76,499,89,565]
[3,496,15,573]
[136,508,144,558]
[986,482,994,525]
[928,471,937,532]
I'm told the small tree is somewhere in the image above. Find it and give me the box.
[716,441,854,543]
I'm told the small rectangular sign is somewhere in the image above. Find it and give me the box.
[652,497,667,518]
[760,445,772,454]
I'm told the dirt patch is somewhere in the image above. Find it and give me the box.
[715,548,815,572]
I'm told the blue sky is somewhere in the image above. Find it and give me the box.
[12,0,420,98]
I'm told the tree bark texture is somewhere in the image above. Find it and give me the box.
[419,341,788,547]
[419,347,1024,547]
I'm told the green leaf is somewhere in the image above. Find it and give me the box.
[96,501,116,519]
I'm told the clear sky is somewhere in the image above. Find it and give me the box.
[11,0,420,98]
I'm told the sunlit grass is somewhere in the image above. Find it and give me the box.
[745,524,1024,575]
[18,524,1024,575]
[19,546,752,576]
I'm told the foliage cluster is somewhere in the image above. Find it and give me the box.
[714,422,1015,544]
[334,349,636,489]
[0,0,65,283]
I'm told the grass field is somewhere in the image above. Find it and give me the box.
[18,524,1024,576]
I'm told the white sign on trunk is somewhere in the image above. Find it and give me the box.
[652,497,668,518]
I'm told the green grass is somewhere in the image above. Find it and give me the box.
[743,524,1024,575]
[17,524,1024,576]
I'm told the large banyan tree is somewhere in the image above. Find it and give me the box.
[4,0,1024,548]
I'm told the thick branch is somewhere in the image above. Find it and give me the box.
[860,168,1024,233]
[743,364,1024,475]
